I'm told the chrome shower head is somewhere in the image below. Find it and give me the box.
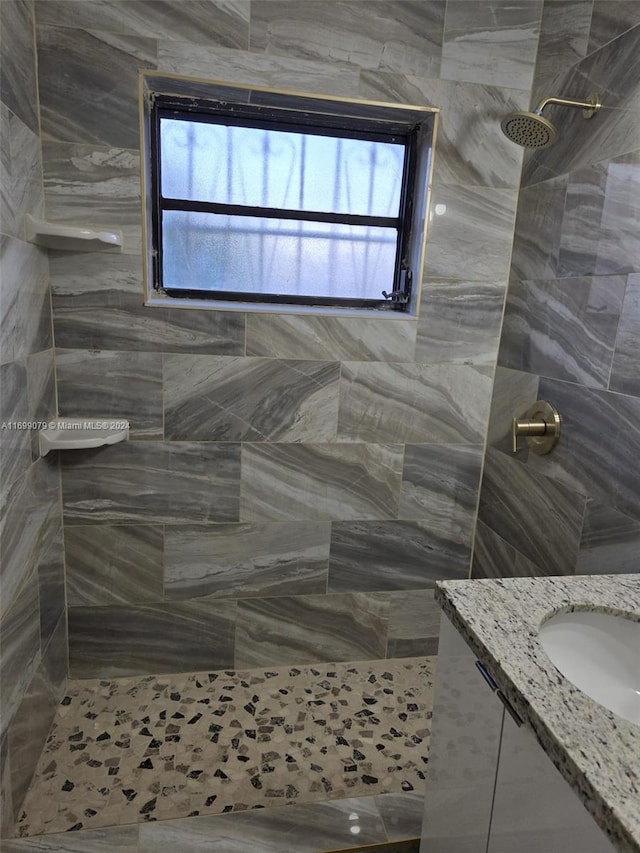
[501,92,602,149]
[501,111,557,148]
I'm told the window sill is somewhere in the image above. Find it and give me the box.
[144,294,416,319]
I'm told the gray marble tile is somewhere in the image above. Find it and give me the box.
[388,589,441,644]
[56,349,163,438]
[40,612,67,703]
[68,600,237,677]
[610,274,640,396]
[532,376,640,521]
[164,521,329,600]
[576,500,640,576]
[42,143,141,255]
[246,314,417,362]
[37,25,156,148]
[478,447,586,574]
[0,102,9,223]
[441,1,542,90]
[328,519,470,593]
[486,366,539,453]
[376,792,427,842]
[250,0,445,76]
[0,360,31,494]
[531,2,593,105]
[513,549,546,578]
[399,444,483,537]
[61,441,241,524]
[0,569,41,742]
[415,281,506,366]
[7,664,58,822]
[588,2,640,52]
[595,150,640,275]
[428,75,530,175]
[2,825,139,852]
[24,368,54,454]
[338,363,492,444]
[49,253,246,354]
[387,637,438,658]
[37,524,65,652]
[498,276,627,389]
[65,524,163,606]
[471,518,531,580]
[509,176,568,280]
[125,0,250,46]
[235,592,388,666]
[164,355,339,442]
[0,104,44,240]
[138,796,388,853]
[157,42,360,97]
[359,73,527,189]
[34,0,124,31]
[0,0,38,133]
[26,349,57,459]
[557,164,607,277]
[0,236,51,364]
[423,185,518,282]
[523,26,640,185]
[240,443,403,521]
[1,733,13,837]
[0,456,60,622]
[342,58,425,100]
[35,0,249,48]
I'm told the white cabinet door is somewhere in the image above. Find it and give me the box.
[420,614,504,853]
[487,701,617,853]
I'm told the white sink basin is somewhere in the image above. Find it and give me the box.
[538,610,640,726]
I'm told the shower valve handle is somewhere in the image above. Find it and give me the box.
[512,401,561,455]
[512,418,547,452]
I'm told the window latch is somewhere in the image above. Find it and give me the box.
[382,288,408,303]
[382,266,411,305]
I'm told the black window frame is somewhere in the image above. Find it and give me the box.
[149,93,420,312]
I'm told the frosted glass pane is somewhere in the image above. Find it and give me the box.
[162,211,397,300]
[160,118,404,217]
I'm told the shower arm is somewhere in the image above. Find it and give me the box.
[534,93,602,118]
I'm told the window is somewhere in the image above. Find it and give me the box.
[144,79,436,313]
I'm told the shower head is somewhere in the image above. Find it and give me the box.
[501,111,557,148]
[501,92,602,149]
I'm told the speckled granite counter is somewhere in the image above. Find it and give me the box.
[435,574,640,853]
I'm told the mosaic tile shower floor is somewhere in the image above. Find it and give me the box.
[15,657,434,838]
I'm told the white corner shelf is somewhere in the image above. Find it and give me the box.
[25,214,123,252]
[39,418,129,456]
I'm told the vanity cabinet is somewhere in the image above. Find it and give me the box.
[420,614,617,853]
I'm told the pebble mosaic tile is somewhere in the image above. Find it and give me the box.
[15,657,434,838]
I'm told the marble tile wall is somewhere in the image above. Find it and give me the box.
[473,6,640,580]
[0,0,66,835]
[32,0,546,676]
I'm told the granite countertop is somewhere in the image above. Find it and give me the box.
[435,574,640,853]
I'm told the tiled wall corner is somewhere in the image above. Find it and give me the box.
[0,0,65,835]
[474,6,640,580]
